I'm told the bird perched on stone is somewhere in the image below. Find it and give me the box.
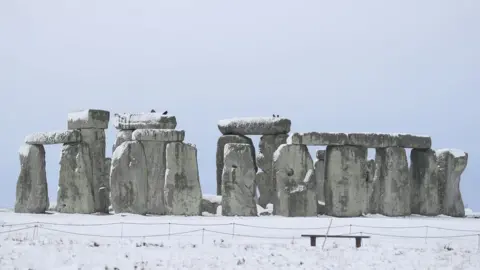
[277,114,280,117]
[162,111,168,115]
[272,114,276,117]
[151,109,156,113]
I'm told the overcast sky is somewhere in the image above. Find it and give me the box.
[1,1,478,210]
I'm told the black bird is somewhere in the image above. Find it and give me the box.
[162,110,168,115]
[151,109,156,113]
[272,114,276,118]
[277,114,280,117]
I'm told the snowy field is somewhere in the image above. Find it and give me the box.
[1,209,480,269]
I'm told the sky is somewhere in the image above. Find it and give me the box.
[0,1,478,210]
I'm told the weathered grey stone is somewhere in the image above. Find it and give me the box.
[273,144,316,217]
[102,158,111,212]
[165,143,202,215]
[256,134,288,207]
[375,147,411,216]
[396,134,432,149]
[410,149,440,216]
[139,141,167,215]
[68,109,110,129]
[218,117,291,135]
[113,130,133,153]
[324,145,367,217]
[436,149,468,217]
[57,143,95,214]
[287,132,348,146]
[366,159,379,214]
[114,113,177,130]
[221,143,257,216]
[15,145,49,213]
[132,129,185,142]
[314,150,326,213]
[201,195,221,215]
[216,135,256,195]
[81,129,109,213]
[25,130,81,145]
[110,141,148,214]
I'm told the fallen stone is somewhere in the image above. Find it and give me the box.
[410,149,440,216]
[375,147,411,216]
[164,143,202,215]
[25,130,81,145]
[273,144,316,217]
[324,145,367,217]
[221,143,257,216]
[68,109,110,129]
[436,149,468,217]
[113,113,177,130]
[15,144,49,213]
[112,130,133,153]
[81,129,109,213]
[201,195,221,215]
[132,129,185,142]
[216,135,256,195]
[57,143,95,214]
[141,141,167,215]
[314,150,326,211]
[256,134,288,207]
[218,117,291,135]
[110,141,148,215]
[287,132,348,145]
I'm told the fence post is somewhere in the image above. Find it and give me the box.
[168,222,171,240]
[424,226,429,244]
[322,218,333,250]
[202,228,205,244]
[349,224,352,234]
[232,222,235,239]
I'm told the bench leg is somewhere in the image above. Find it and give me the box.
[310,237,316,247]
[355,237,362,248]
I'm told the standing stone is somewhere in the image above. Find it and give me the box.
[216,135,256,195]
[201,195,222,215]
[15,145,49,213]
[110,141,148,214]
[436,149,468,217]
[273,144,316,217]
[142,141,167,215]
[113,130,133,153]
[366,159,379,214]
[256,134,288,207]
[81,129,109,213]
[314,150,326,203]
[57,143,95,214]
[375,147,411,216]
[324,145,367,217]
[221,143,257,216]
[164,143,202,215]
[102,158,111,212]
[410,149,440,216]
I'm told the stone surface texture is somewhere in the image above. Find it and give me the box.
[216,135,256,195]
[201,195,221,215]
[15,145,49,213]
[132,129,185,142]
[324,145,368,217]
[113,130,133,153]
[287,132,348,146]
[221,143,257,216]
[68,109,110,129]
[436,149,468,217]
[141,141,167,215]
[375,147,411,216]
[57,143,95,214]
[366,159,378,214]
[110,141,148,214]
[218,117,291,135]
[114,113,177,130]
[25,130,81,145]
[164,143,202,215]
[314,150,326,205]
[410,149,440,216]
[273,144,316,217]
[256,134,288,207]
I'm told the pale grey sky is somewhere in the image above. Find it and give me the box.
[0,1,478,209]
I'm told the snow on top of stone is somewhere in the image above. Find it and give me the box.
[113,113,177,130]
[436,148,467,158]
[218,117,287,125]
[68,110,90,122]
[18,144,32,157]
[217,117,291,135]
[202,194,222,204]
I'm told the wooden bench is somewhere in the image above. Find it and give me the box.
[301,234,371,248]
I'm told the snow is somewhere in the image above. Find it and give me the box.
[218,117,288,127]
[67,110,90,122]
[18,144,32,157]
[1,211,480,269]
[436,148,467,158]
[203,194,222,204]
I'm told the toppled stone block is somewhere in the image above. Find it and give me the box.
[25,130,81,145]
[68,109,110,129]
[165,143,202,215]
[201,195,221,215]
[314,150,326,207]
[113,113,177,130]
[436,149,468,217]
[110,141,148,215]
[287,132,348,146]
[218,117,291,135]
[57,143,95,214]
[324,145,367,217]
[410,149,440,216]
[132,129,185,142]
[216,135,256,195]
[15,145,49,213]
[273,144,316,217]
[113,130,133,153]
[375,147,411,216]
[221,143,257,216]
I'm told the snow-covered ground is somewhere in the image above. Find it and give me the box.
[1,209,480,269]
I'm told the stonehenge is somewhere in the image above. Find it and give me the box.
[14,111,470,218]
